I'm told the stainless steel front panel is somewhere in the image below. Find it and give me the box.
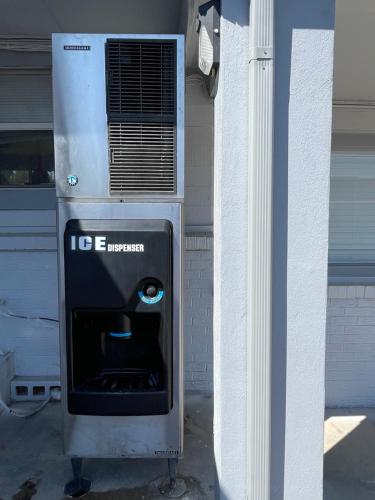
[57,201,183,458]
[52,34,184,200]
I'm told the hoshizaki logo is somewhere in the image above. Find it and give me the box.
[70,236,144,253]
[67,174,78,186]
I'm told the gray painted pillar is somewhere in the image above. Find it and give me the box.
[213,0,249,498]
[272,2,335,500]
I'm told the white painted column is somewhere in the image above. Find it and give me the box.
[214,0,334,499]
[213,0,249,498]
[272,2,335,500]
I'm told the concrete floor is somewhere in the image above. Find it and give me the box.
[3,396,373,500]
[324,408,375,500]
[0,393,214,500]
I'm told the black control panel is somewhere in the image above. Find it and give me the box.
[64,219,172,416]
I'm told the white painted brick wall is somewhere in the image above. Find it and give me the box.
[326,285,375,407]
[0,252,59,377]
[184,244,213,392]
[183,77,214,390]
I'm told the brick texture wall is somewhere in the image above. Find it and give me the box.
[326,285,375,407]
[182,75,214,391]
[184,240,213,392]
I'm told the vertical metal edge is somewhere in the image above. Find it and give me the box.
[247,0,274,498]
[176,35,185,200]
[178,202,184,454]
[56,200,69,453]
[174,35,184,452]
[51,34,59,197]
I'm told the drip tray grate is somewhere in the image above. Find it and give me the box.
[77,368,161,392]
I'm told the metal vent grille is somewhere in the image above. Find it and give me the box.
[106,39,177,194]
[109,122,175,192]
[107,40,175,120]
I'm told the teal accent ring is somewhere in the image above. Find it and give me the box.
[138,290,164,304]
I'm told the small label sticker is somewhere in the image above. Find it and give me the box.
[154,450,179,456]
[64,45,90,51]
[67,175,78,187]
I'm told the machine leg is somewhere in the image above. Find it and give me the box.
[159,458,186,498]
[64,457,91,497]
[168,457,178,489]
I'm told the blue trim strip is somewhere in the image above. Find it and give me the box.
[109,331,132,338]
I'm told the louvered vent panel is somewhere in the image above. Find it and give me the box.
[109,122,175,192]
[107,40,175,119]
[106,39,177,194]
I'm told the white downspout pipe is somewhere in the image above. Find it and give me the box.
[247,0,274,498]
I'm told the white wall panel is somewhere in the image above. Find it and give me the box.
[0,70,52,124]
[0,252,59,376]
[0,210,56,227]
[330,154,375,263]
[333,107,375,134]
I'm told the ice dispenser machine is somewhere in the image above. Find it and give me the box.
[53,34,184,496]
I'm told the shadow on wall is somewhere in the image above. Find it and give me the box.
[324,410,375,500]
